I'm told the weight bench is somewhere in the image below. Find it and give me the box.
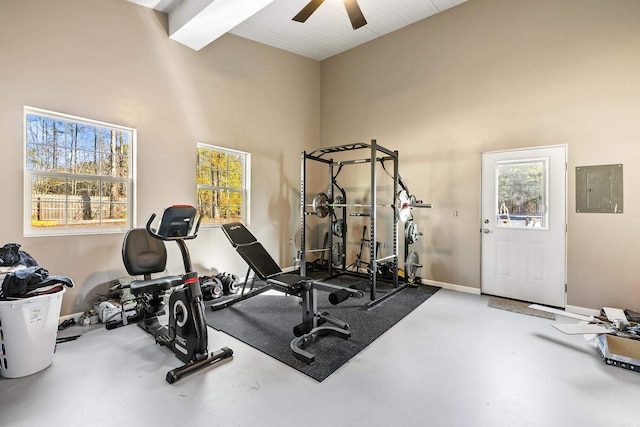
[211,222,363,363]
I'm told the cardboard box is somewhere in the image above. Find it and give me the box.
[596,334,640,373]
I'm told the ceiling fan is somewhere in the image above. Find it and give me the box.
[293,0,367,30]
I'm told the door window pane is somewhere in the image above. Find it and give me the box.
[496,159,547,228]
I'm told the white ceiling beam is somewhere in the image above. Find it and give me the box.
[169,0,275,51]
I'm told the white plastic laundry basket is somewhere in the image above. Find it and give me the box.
[0,288,65,378]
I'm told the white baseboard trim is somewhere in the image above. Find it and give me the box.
[421,279,481,295]
[64,279,598,329]
[59,311,83,322]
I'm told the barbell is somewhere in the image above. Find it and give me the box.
[309,190,432,222]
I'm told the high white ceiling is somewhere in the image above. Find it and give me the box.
[128,0,467,61]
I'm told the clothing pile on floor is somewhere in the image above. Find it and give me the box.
[0,243,73,299]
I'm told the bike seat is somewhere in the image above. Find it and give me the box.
[130,276,182,295]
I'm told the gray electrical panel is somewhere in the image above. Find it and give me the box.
[575,164,623,213]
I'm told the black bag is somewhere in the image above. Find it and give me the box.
[0,243,38,267]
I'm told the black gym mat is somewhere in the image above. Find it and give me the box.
[205,276,439,382]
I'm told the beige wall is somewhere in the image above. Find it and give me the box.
[0,0,320,314]
[2,0,638,315]
[320,0,640,309]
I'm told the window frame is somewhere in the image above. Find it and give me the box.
[196,142,251,227]
[23,107,136,236]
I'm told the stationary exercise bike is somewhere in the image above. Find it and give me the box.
[120,205,233,383]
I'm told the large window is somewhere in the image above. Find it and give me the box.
[196,143,250,225]
[24,107,135,236]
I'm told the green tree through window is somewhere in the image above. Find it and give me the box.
[496,159,547,228]
[196,144,250,225]
[24,107,134,235]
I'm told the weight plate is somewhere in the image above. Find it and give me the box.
[200,277,224,300]
[332,242,343,267]
[405,221,420,244]
[406,250,421,279]
[313,192,330,218]
[332,218,347,237]
[212,278,224,298]
[228,275,239,294]
[396,190,411,223]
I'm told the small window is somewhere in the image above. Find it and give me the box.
[196,143,250,225]
[496,158,548,229]
[24,107,135,236]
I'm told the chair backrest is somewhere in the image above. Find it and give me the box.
[221,222,258,247]
[122,228,168,277]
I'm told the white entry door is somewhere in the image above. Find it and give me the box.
[481,146,567,307]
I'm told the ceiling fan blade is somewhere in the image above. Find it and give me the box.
[344,0,367,29]
[293,0,325,23]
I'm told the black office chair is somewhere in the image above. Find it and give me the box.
[211,222,363,363]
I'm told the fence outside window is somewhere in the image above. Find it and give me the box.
[24,107,134,235]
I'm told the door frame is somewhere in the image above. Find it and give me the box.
[480,144,568,307]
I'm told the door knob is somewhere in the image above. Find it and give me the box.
[483,229,490,233]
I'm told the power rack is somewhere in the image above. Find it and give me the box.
[300,140,407,310]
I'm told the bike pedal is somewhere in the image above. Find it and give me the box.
[156,334,171,346]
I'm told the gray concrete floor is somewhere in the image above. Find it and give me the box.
[1,289,638,427]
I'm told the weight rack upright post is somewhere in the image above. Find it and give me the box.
[369,140,377,302]
[300,150,307,277]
